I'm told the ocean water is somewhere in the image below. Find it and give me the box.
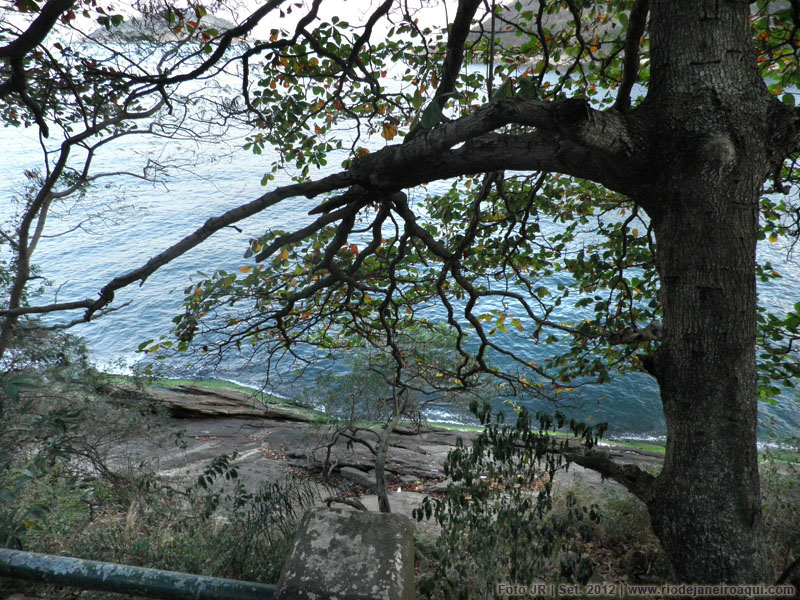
[1,122,798,443]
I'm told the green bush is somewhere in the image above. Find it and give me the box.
[414,404,604,599]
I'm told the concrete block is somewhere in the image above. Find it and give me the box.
[276,507,415,600]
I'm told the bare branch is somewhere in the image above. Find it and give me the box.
[99,0,288,87]
[0,299,95,317]
[83,171,353,320]
[43,302,132,330]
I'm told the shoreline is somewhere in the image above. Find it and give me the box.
[104,371,669,455]
[102,371,800,459]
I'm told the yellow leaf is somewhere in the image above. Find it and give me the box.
[631,228,639,237]
[240,265,253,274]
[194,287,203,296]
[279,248,290,260]
[381,122,397,140]
[769,232,779,243]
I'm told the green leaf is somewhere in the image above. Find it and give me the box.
[2,375,39,401]
[492,78,513,100]
[517,77,537,99]
[420,101,442,129]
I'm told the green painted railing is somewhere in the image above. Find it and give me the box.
[0,548,275,600]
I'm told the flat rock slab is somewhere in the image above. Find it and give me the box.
[110,382,314,421]
[276,507,415,600]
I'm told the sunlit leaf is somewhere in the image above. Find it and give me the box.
[381,122,397,140]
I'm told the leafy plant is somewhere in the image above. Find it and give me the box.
[414,404,604,598]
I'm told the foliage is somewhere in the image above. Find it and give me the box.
[0,368,333,586]
[309,323,481,423]
[0,335,333,590]
[4,0,800,585]
[2,1,798,407]
[413,403,605,597]
[113,0,796,414]
[760,454,800,583]
[0,328,98,547]
[9,460,329,588]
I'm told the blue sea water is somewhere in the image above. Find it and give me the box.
[1,123,798,444]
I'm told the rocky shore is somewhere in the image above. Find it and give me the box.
[106,382,664,518]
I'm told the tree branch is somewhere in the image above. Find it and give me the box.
[0,0,74,60]
[565,448,657,503]
[354,98,640,194]
[613,0,649,113]
[82,172,353,321]
[0,0,79,136]
[0,94,643,326]
[108,0,287,87]
[431,0,483,109]
[607,320,662,344]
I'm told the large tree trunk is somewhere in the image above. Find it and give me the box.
[635,0,775,583]
[646,186,768,583]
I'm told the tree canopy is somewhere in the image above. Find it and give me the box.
[2,0,800,588]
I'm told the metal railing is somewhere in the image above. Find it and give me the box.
[0,548,276,600]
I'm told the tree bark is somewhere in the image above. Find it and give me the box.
[645,183,768,583]
[633,0,777,584]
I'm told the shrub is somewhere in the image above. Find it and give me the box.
[414,404,604,599]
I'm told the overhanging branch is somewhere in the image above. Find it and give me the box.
[565,449,657,503]
[0,95,643,325]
